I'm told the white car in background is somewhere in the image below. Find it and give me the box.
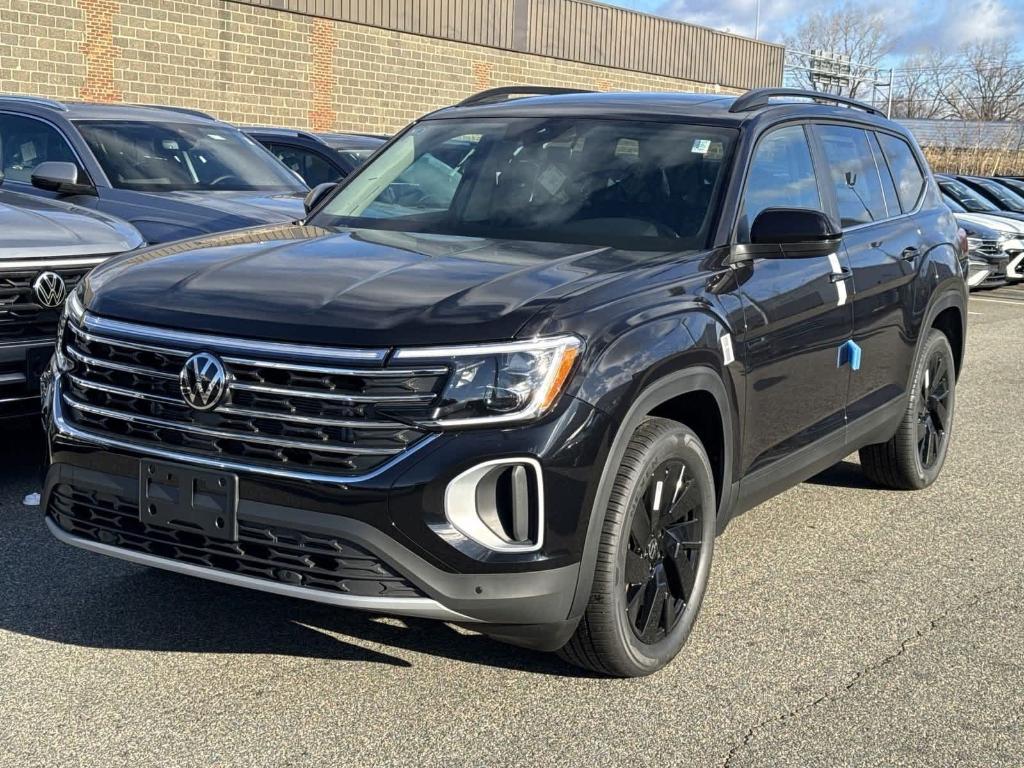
[944,198,1024,287]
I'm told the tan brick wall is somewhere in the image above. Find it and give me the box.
[0,0,740,134]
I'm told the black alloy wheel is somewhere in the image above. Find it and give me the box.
[624,459,704,644]
[917,350,952,470]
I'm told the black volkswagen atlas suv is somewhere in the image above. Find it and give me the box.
[41,88,968,677]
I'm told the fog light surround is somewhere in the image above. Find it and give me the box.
[440,458,544,554]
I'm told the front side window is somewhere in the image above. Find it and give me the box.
[740,124,822,241]
[312,118,738,250]
[817,125,892,227]
[0,113,80,182]
[877,133,925,212]
[75,120,307,193]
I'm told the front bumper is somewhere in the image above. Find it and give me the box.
[42,373,612,640]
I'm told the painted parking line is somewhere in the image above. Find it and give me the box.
[970,297,1024,306]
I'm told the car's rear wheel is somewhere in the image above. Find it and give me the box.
[559,418,716,677]
[860,329,956,490]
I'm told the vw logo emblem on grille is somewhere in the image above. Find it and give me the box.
[179,352,228,411]
[32,271,67,308]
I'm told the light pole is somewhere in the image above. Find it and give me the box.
[754,0,761,40]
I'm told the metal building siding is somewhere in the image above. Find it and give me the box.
[230,0,783,88]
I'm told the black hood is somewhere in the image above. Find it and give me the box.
[85,224,671,346]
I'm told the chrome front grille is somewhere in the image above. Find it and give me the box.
[0,266,91,342]
[966,238,1005,259]
[58,314,449,478]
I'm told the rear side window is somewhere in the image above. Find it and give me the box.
[877,133,925,212]
[740,125,822,241]
[816,125,892,227]
[266,142,340,187]
[0,113,80,182]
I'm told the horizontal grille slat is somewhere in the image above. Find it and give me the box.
[59,314,448,477]
[48,484,425,598]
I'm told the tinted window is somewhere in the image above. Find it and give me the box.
[740,125,822,240]
[266,142,340,186]
[877,133,925,212]
[75,121,307,193]
[940,178,999,213]
[313,118,738,251]
[870,135,901,215]
[0,113,79,182]
[972,177,1024,212]
[817,125,893,227]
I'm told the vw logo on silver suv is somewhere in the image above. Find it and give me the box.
[32,272,67,308]
[179,352,228,411]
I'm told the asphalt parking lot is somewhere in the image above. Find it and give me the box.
[1,287,1021,768]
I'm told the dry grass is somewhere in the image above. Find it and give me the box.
[923,146,1024,176]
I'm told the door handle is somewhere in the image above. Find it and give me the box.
[829,267,853,283]
[900,246,920,261]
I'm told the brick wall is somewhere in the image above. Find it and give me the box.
[0,0,740,134]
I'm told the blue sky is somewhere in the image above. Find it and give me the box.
[605,0,1024,49]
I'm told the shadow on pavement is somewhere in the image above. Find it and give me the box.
[804,459,880,490]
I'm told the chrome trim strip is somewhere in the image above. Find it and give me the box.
[394,334,580,359]
[220,354,447,378]
[229,380,435,403]
[216,404,403,430]
[69,324,189,361]
[0,372,27,385]
[51,380,440,484]
[0,256,111,270]
[83,312,389,363]
[66,344,178,380]
[0,339,54,349]
[46,517,474,622]
[66,374,181,404]
[62,392,402,456]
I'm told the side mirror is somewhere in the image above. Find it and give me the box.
[304,182,336,215]
[31,161,96,196]
[733,208,842,261]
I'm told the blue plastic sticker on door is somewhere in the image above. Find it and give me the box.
[837,340,863,371]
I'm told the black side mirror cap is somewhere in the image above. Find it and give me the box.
[731,208,842,261]
[31,161,96,196]
[303,182,337,216]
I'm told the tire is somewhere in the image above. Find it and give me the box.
[559,417,716,677]
[860,329,957,490]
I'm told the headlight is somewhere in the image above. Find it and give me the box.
[393,335,582,427]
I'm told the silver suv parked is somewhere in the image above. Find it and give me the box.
[0,180,141,417]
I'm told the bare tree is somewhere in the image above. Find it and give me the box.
[940,40,1024,122]
[890,51,954,119]
[784,2,893,99]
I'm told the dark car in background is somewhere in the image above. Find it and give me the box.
[0,180,141,417]
[245,127,386,187]
[936,174,1024,223]
[0,96,308,244]
[954,175,1024,215]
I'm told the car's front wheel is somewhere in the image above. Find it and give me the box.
[559,417,716,677]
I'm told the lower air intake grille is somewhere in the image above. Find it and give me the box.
[48,484,425,599]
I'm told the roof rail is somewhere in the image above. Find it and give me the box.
[456,86,595,108]
[242,126,328,144]
[0,94,68,111]
[729,87,881,116]
[137,104,217,120]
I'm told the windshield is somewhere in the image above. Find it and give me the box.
[940,178,999,213]
[76,120,307,193]
[974,178,1024,211]
[311,118,737,250]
